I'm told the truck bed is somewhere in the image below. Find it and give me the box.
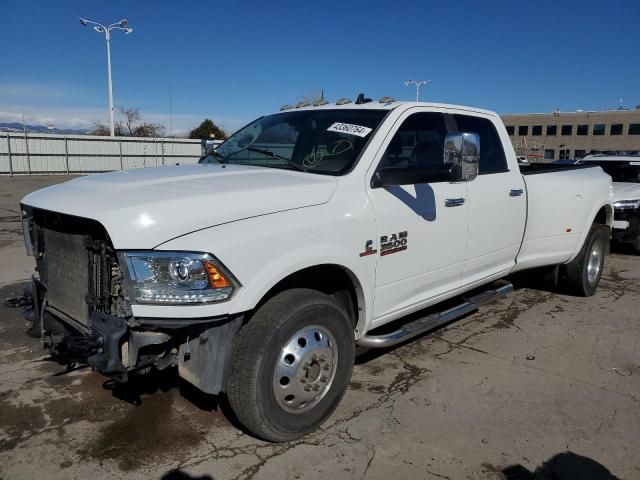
[519,163,598,175]
[514,163,612,272]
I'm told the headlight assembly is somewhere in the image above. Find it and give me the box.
[118,251,239,305]
[613,199,640,210]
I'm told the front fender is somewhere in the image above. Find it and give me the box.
[227,244,373,337]
[155,203,377,337]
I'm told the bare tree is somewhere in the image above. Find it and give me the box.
[91,108,165,137]
[92,121,111,136]
[120,108,141,136]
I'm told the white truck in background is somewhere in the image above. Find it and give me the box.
[21,98,613,442]
[580,154,640,253]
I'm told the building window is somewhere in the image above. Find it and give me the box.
[544,149,555,160]
[574,149,586,158]
[506,126,515,136]
[629,124,640,135]
[577,125,589,136]
[518,126,528,136]
[561,125,573,136]
[559,149,571,159]
[532,125,542,136]
[611,124,623,135]
[546,125,557,136]
[593,124,605,136]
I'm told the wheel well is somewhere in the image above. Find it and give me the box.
[255,265,361,329]
[593,205,613,227]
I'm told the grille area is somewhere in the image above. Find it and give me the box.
[43,228,92,325]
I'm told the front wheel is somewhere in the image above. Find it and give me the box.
[227,288,355,442]
[561,225,609,296]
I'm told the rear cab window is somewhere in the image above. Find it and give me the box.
[450,114,509,175]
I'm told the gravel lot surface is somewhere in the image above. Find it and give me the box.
[0,174,638,480]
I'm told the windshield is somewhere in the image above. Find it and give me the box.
[202,109,388,175]
[582,160,640,183]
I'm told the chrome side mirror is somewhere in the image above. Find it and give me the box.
[444,132,480,182]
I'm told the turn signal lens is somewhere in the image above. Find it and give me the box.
[204,260,231,289]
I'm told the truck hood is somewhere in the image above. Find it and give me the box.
[611,182,640,202]
[22,164,338,248]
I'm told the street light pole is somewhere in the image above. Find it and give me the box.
[105,29,115,136]
[79,17,133,137]
[403,79,432,102]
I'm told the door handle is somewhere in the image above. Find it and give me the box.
[509,189,524,197]
[445,198,465,207]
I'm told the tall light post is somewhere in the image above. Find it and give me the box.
[403,79,432,102]
[80,17,133,136]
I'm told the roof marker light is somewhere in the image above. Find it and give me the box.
[280,104,294,111]
[296,101,311,108]
[313,99,329,106]
[379,96,396,103]
[335,98,352,105]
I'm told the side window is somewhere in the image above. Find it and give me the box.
[452,114,508,175]
[378,112,447,170]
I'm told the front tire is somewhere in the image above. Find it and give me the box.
[227,288,355,442]
[561,225,609,296]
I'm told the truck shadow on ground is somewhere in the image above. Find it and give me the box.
[160,469,214,480]
[499,451,620,480]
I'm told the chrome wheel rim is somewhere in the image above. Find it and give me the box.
[273,325,338,414]
[587,239,603,285]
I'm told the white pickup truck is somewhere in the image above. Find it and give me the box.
[580,154,640,253]
[21,98,613,442]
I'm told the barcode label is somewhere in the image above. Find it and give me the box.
[327,122,372,138]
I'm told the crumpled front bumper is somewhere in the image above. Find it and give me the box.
[32,275,243,393]
[612,208,639,243]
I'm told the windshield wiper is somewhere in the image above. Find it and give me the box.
[209,150,228,163]
[246,147,305,172]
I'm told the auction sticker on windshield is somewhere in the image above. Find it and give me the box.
[327,122,373,138]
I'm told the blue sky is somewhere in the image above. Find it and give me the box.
[1,0,639,134]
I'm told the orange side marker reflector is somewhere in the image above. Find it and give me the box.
[204,261,231,289]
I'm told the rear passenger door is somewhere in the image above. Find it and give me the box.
[453,114,526,284]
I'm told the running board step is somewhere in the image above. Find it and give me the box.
[357,280,514,348]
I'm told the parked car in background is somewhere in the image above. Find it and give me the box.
[21,98,613,442]
[580,154,640,253]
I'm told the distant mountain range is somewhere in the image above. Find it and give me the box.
[0,122,91,135]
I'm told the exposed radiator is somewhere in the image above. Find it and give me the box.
[42,229,92,326]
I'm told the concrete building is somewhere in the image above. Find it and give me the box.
[500,108,640,161]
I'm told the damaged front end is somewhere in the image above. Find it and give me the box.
[21,206,242,393]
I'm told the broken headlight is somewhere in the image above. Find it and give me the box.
[118,251,239,304]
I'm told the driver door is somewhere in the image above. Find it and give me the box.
[367,110,469,324]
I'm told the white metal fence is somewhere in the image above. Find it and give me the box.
[0,132,205,175]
